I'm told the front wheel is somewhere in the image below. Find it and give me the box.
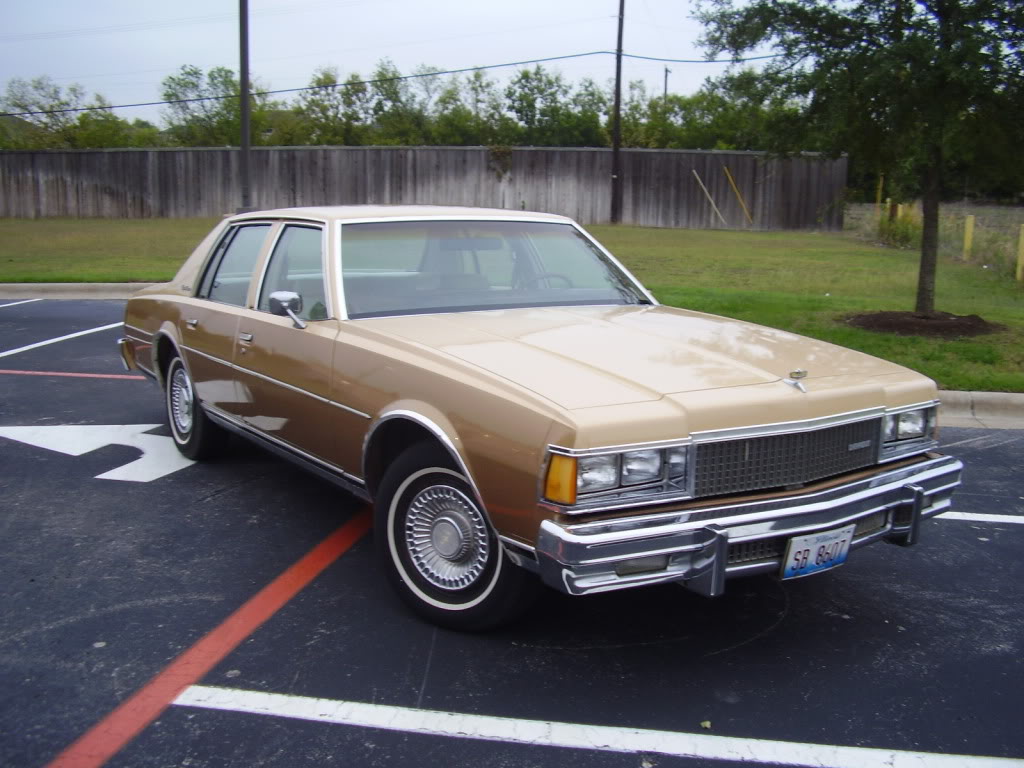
[375,442,538,631]
[165,354,224,460]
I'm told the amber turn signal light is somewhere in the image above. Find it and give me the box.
[544,454,577,505]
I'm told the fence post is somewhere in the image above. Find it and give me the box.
[963,214,975,260]
[1017,224,1024,282]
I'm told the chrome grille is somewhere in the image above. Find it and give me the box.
[728,538,784,565]
[694,419,881,498]
[727,511,889,567]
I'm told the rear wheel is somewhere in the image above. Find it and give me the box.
[165,354,224,460]
[375,442,538,631]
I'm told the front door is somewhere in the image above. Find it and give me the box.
[230,224,347,469]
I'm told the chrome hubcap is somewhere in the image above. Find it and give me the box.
[170,366,194,435]
[405,484,489,591]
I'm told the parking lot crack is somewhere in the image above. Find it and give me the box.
[415,627,438,709]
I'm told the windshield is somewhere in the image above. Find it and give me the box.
[340,220,649,319]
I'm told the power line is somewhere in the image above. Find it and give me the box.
[1,50,780,120]
[623,52,779,64]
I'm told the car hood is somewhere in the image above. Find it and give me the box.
[364,305,909,410]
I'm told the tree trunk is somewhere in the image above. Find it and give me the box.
[915,142,942,316]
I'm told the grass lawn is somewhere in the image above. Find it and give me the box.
[0,218,1021,392]
[0,218,220,282]
[591,225,1024,393]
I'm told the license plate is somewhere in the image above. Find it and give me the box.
[781,524,856,580]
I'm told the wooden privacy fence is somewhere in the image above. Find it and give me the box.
[0,146,847,230]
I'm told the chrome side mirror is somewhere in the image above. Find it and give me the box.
[268,290,307,329]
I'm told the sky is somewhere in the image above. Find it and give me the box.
[1,0,762,126]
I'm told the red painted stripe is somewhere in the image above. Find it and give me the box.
[0,369,145,381]
[46,509,373,768]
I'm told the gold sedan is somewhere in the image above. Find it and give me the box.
[120,206,962,630]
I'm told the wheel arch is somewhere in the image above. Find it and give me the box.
[363,409,484,510]
[152,331,180,387]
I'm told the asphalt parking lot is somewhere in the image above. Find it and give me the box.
[2,298,1022,768]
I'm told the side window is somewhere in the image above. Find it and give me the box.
[198,224,271,306]
[257,225,327,321]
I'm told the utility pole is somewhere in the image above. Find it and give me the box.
[610,0,625,224]
[663,66,670,101]
[238,0,252,212]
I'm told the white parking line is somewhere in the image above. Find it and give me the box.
[0,298,43,309]
[940,512,1024,525]
[175,686,1020,768]
[0,321,122,359]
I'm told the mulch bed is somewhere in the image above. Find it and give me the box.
[846,311,1003,338]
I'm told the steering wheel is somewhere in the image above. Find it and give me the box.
[519,272,574,289]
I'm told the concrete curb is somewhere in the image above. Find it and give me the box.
[2,283,1022,430]
[0,283,155,300]
[938,390,1024,430]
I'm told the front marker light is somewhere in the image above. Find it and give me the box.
[621,449,663,485]
[545,454,577,505]
[578,454,619,493]
[667,446,688,478]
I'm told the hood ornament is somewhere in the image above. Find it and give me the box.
[784,369,808,393]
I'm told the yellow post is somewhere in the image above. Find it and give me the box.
[897,203,904,220]
[875,174,884,218]
[963,214,975,260]
[722,165,754,226]
[1016,224,1024,282]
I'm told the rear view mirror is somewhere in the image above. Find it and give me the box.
[439,237,503,251]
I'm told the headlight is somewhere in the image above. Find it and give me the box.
[883,408,932,443]
[621,450,662,485]
[543,443,692,507]
[881,406,936,459]
[577,454,618,492]
[896,410,927,439]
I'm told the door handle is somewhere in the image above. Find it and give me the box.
[185,318,198,329]
[239,332,254,342]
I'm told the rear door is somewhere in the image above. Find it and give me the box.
[180,222,272,417]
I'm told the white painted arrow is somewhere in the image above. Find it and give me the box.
[0,424,195,482]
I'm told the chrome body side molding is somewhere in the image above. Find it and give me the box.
[204,405,369,502]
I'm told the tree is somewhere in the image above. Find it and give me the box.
[1,76,85,146]
[297,66,365,145]
[505,65,577,146]
[697,0,1024,315]
[1,76,159,149]
[72,104,163,148]
[161,65,274,146]
[564,78,609,147]
[431,77,480,145]
[363,59,426,144]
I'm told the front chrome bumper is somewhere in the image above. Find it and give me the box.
[535,453,962,597]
